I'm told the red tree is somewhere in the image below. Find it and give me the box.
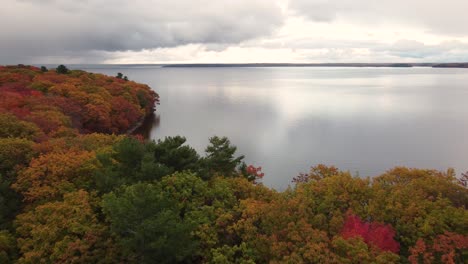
[245,164,265,183]
[341,214,400,253]
[408,232,468,264]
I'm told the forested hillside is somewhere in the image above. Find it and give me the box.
[0,65,157,135]
[0,65,466,263]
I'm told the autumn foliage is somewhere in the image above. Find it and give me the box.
[0,65,158,136]
[0,65,467,263]
[341,214,400,253]
[408,232,468,264]
[244,164,265,183]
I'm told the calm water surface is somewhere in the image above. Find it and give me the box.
[79,66,468,189]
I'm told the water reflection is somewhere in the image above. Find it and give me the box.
[133,113,160,139]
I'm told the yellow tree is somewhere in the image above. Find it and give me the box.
[13,151,97,205]
[15,190,117,263]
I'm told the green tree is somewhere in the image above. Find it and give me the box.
[40,66,48,72]
[116,72,123,79]
[153,136,201,173]
[55,64,69,74]
[0,113,42,141]
[101,180,198,264]
[202,136,244,179]
[0,230,17,264]
[94,137,171,193]
[0,174,20,229]
[332,236,399,264]
[0,138,36,177]
[94,136,202,193]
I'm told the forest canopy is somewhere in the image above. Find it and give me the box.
[0,65,466,263]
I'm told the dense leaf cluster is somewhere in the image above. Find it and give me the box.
[0,65,466,263]
[0,65,158,135]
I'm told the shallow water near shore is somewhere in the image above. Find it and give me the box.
[77,65,468,189]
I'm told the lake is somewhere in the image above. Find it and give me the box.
[78,66,468,189]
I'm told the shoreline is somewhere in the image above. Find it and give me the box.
[161,63,468,68]
[42,63,468,69]
[126,108,156,135]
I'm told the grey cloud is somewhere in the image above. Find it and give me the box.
[0,0,284,63]
[242,37,468,62]
[379,40,468,59]
[386,40,437,58]
[288,0,468,35]
[3,0,468,64]
[287,0,341,22]
[243,38,382,50]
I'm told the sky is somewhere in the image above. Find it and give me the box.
[2,0,468,64]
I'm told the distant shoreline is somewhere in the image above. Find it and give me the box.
[161,63,468,68]
[39,63,468,69]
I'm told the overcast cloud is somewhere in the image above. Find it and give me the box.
[1,0,468,63]
[289,0,468,35]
